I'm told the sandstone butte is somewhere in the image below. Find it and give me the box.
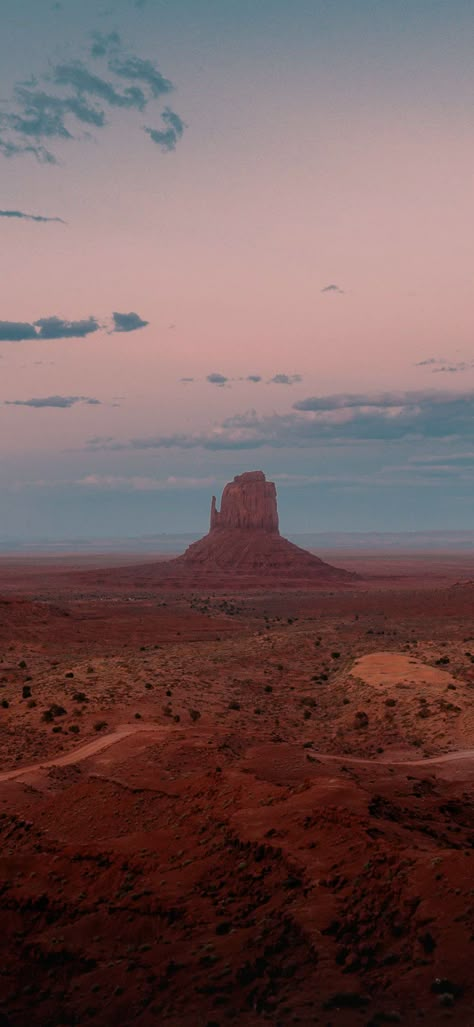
[173,470,356,583]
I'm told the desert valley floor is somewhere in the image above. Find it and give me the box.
[1,551,474,1026]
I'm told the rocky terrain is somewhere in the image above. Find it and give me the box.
[1,555,474,1025]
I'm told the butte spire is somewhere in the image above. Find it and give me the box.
[174,470,356,584]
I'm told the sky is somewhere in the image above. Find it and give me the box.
[1,0,473,540]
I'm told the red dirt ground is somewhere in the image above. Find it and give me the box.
[1,552,474,1026]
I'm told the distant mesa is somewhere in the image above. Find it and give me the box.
[174,471,356,583]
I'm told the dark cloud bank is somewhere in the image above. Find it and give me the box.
[88,390,474,452]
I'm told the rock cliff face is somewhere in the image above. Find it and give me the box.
[210,471,279,534]
[173,470,356,585]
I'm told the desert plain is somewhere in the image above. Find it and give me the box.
[1,546,474,1027]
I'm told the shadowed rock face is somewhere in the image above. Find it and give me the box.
[210,471,279,534]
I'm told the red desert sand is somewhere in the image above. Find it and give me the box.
[1,474,474,1026]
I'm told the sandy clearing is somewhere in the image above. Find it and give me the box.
[350,650,456,690]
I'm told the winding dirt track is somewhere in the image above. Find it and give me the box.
[2,723,474,784]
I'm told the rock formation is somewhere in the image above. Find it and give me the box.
[210,471,279,533]
[173,470,356,584]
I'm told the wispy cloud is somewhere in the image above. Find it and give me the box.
[145,108,185,152]
[111,311,149,333]
[182,372,294,386]
[90,31,121,59]
[0,35,184,163]
[268,374,302,385]
[86,390,474,452]
[415,356,474,374]
[0,208,65,224]
[75,474,216,491]
[321,284,344,295]
[5,395,100,408]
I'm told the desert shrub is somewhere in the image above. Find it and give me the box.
[18,660,27,669]
[331,651,341,659]
[134,712,142,719]
[354,710,369,729]
[65,671,74,679]
[22,685,32,699]
[1,699,9,709]
[229,700,240,711]
[42,704,67,722]
[27,699,37,708]
[73,691,88,703]
[94,720,108,732]
[189,708,201,722]
[69,724,80,734]
[264,684,273,693]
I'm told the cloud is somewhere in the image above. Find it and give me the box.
[207,373,228,386]
[33,316,101,339]
[0,311,149,341]
[321,284,344,294]
[87,390,474,452]
[0,36,184,163]
[180,373,264,385]
[5,395,100,408]
[90,31,121,59]
[293,390,449,412]
[415,356,474,374]
[268,374,302,385]
[145,108,185,151]
[433,363,474,374]
[108,55,172,98]
[111,311,149,333]
[0,208,65,224]
[0,321,38,341]
[53,62,147,111]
